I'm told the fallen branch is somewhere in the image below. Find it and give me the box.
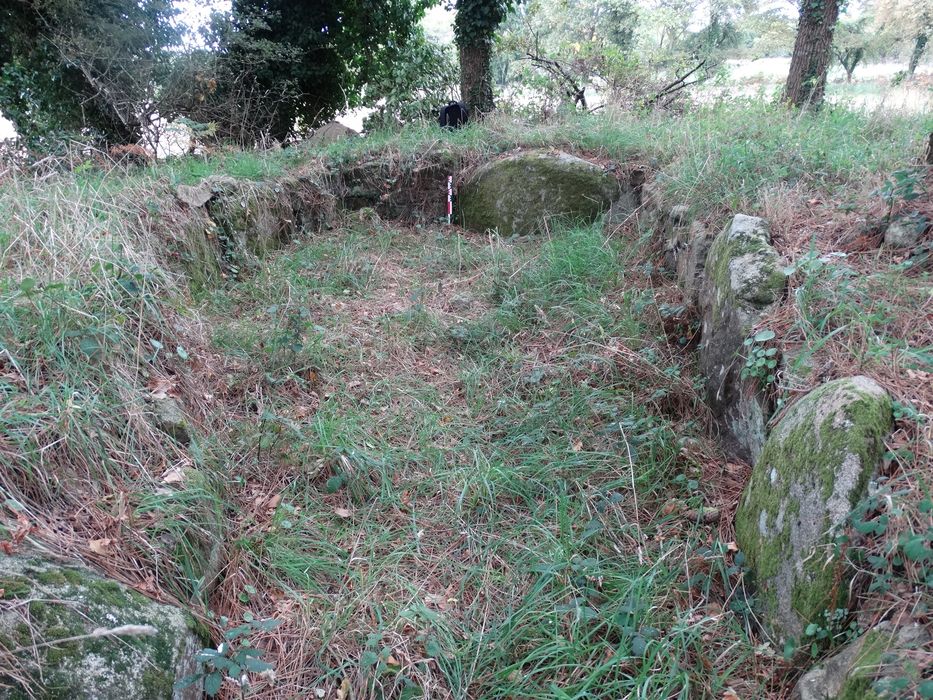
[9,624,158,654]
[644,59,709,108]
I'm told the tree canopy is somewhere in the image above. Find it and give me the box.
[226,0,432,140]
[0,0,180,147]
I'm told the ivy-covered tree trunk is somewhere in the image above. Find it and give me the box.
[459,41,494,113]
[908,33,928,76]
[453,0,516,116]
[784,0,841,108]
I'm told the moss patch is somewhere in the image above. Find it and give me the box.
[458,151,621,236]
[0,552,202,699]
[705,214,785,315]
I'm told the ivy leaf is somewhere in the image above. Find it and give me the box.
[753,329,775,342]
[242,656,273,672]
[174,673,204,691]
[204,671,223,696]
[900,534,932,563]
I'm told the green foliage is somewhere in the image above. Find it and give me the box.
[0,0,180,146]
[450,0,521,47]
[224,0,431,140]
[740,329,779,385]
[497,0,639,111]
[800,608,861,658]
[874,167,926,220]
[176,617,281,697]
[363,32,459,129]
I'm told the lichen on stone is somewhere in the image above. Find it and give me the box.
[697,214,786,462]
[0,551,202,699]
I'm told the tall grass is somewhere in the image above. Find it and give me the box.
[185,221,760,697]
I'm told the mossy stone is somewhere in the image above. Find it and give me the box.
[794,623,929,700]
[697,214,786,462]
[458,151,621,235]
[0,551,203,699]
[735,376,893,642]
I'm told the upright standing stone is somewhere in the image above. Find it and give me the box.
[735,376,893,642]
[698,214,786,462]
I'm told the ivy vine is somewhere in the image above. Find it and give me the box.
[446,0,521,47]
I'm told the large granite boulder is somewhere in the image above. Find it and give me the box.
[698,214,786,461]
[458,151,621,235]
[0,551,202,699]
[735,376,893,642]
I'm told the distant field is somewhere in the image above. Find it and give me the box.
[714,58,933,113]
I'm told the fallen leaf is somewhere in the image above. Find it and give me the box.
[571,438,583,452]
[161,466,185,485]
[723,689,740,700]
[726,541,739,552]
[266,494,282,511]
[146,376,177,399]
[336,677,352,700]
[88,538,112,555]
[386,654,399,666]
[424,593,448,610]
[334,507,352,519]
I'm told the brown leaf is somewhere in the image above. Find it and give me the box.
[334,507,352,519]
[161,467,185,485]
[723,689,740,700]
[147,377,177,399]
[571,438,583,452]
[88,538,112,555]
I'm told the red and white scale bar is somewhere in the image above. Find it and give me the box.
[447,175,453,225]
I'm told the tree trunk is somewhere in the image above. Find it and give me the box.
[459,42,494,114]
[784,0,841,108]
[908,33,928,76]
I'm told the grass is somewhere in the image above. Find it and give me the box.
[0,100,930,697]
[197,221,759,698]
